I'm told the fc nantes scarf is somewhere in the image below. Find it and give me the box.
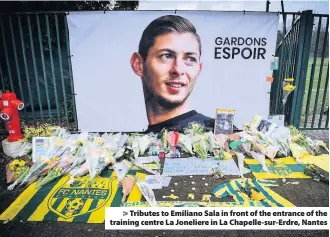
[212,178,295,207]
[245,157,310,179]
[0,170,145,223]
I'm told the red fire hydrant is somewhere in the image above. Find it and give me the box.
[0,90,24,142]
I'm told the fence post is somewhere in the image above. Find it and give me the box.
[289,10,313,127]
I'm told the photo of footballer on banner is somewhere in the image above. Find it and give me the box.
[67,11,279,132]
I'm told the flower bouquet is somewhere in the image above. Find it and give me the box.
[19,137,67,187]
[282,78,295,105]
[6,158,30,184]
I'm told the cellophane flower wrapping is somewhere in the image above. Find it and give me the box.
[267,127,291,157]
[192,135,209,159]
[290,143,309,164]
[69,162,89,180]
[147,133,164,156]
[86,143,114,181]
[36,133,92,188]
[314,140,329,153]
[36,167,63,189]
[138,135,152,156]
[236,152,251,177]
[282,81,295,104]
[167,131,180,158]
[6,159,30,184]
[19,136,67,187]
[136,178,157,207]
[251,151,269,172]
[177,133,194,155]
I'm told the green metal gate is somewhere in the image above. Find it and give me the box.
[270,10,329,130]
[0,12,77,132]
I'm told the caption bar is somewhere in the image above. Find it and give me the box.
[105,207,329,230]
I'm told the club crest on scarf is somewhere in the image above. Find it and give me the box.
[48,175,114,219]
[267,162,293,177]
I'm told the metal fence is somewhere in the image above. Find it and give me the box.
[0,12,77,132]
[0,11,329,133]
[270,10,329,130]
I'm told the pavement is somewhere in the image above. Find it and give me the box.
[0,131,329,237]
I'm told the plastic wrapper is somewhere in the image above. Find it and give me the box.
[102,133,117,150]
[114,147,126,161]
[147,137,164,156]
[39,157,61,176]
[282,81,295,104]
[267,126,291,157]
[17,142,32,157]
[6,158,30,184]
[52,127,70,138]
[7,167,30,190]
[252,142,267,155]
[70,161,89,178]
[238,142,252,157]
[290,143,309,164]
[236,152,251,178]
[251,151,269,172]
[127,136,140,159]
[314,140,329,153]
[206,131,220,151]
[138,135,152,156]
[86,145,114,181]
[19,137,67,186]
[136,179,157,207]
[19,157,54,187]
[177,133,194,155]
[305,137,322,156]
[192,135,209,159]
[265,145,279,161]
[36,167,63,189]
[214,134,228,149]
[133,159,160,175]
[113,161,131,182]
[167,131,180,158]
[66,144,88,172]
[117,134,129,151]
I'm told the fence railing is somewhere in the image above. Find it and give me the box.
[300,14,329,130]
[270,11,329,130]
[270,12,301,117]
[0,12,77,132]
[0,11,329,132]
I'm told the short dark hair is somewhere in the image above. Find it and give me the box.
[138,15,202,62]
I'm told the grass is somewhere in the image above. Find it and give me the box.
[300,57,329,127]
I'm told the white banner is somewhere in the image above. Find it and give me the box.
[68,11,279,132]
[105,207,330,230]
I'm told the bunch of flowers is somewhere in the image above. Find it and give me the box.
[282,78,295,105]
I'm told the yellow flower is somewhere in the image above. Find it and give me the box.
[284,78,294,82]
[19,160,26,167]
[284,84,295,91]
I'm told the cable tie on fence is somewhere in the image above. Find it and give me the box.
[243,10,245,15]
[175,9,177,14]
